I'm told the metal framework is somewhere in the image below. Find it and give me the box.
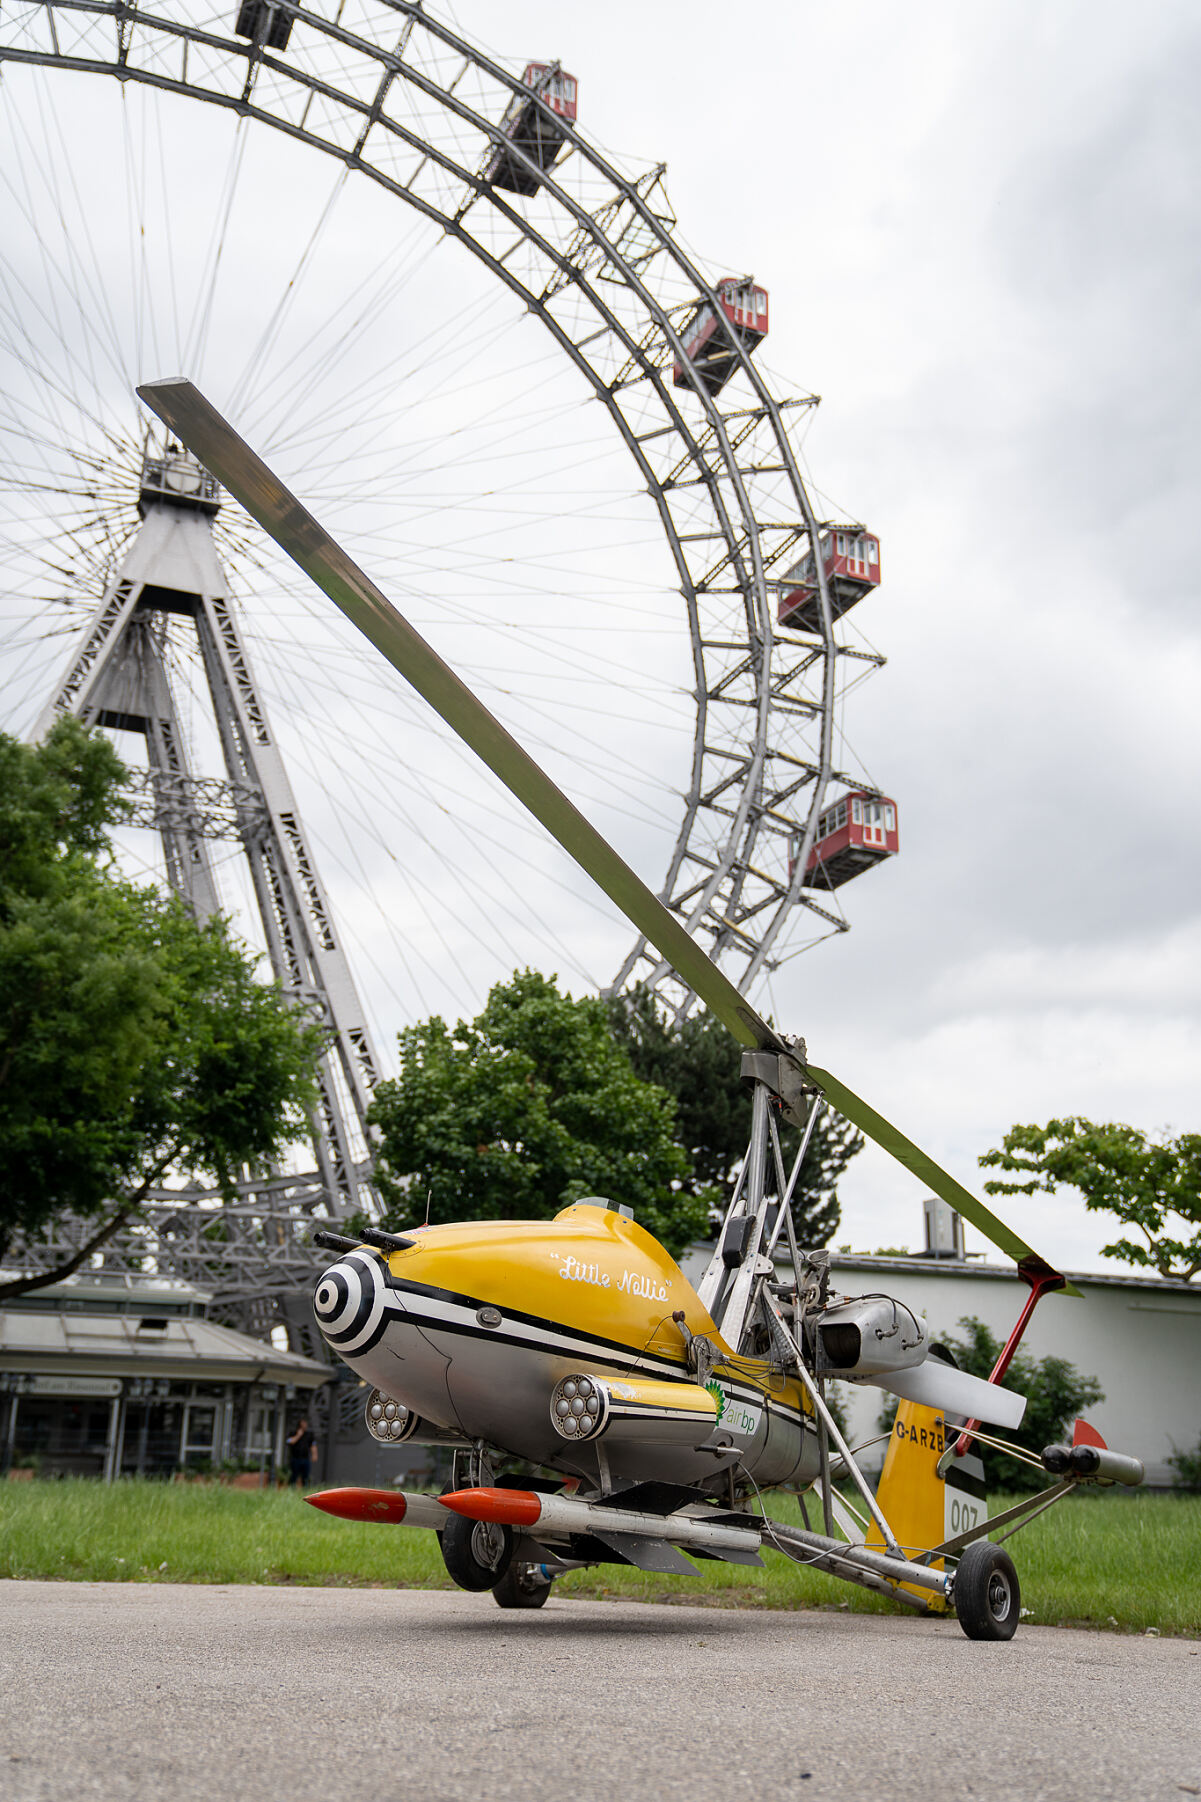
[13,453,380,1351]
[0,0,885,1023]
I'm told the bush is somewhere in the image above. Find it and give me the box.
[1166,1439,1201,1491]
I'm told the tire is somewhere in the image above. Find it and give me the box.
[440,1511,514,1593]
[492,1563,552,1610]
[952,1541,1020,1641]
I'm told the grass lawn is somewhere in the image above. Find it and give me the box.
[1,1479,1197,1636]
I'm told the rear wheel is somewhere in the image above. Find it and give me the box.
[492,1563,553,1610]
[490,1556,551,1614]
[952,1541,1020,1641]
[440,1513,514,1593]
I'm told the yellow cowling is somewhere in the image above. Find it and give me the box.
[379,1199,722,1366]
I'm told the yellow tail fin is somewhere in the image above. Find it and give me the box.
[865,1398,986,1610]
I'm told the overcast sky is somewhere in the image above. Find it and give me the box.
[1,0,1197,1279]
[434,0,1201,1277]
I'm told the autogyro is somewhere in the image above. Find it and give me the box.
[139,377,1144,1641]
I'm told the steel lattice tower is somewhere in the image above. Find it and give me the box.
[29,446,381,1338]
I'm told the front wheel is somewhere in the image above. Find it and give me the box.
[952,1541,1020,1641]
[492,1563,552,1610]
[440,1512,514,1592]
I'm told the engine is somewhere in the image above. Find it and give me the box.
[813,1293,927,1377]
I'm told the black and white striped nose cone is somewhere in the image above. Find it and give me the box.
[312,1252,387,1354]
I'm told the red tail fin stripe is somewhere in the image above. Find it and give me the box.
[1072,1418,1107,1449]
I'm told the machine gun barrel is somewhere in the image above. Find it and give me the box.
[1041,1444,1145,1486]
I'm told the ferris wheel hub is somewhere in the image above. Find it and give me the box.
[138,447,221,519]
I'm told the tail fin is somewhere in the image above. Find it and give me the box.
[1072,1417,1107,1449]
[867,1397,986,1608]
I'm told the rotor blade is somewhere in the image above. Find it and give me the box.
[139,381,1067,1291]
[805,1063,1076,1291]
[136,378,781,1054]
[876,1361,1027,1430]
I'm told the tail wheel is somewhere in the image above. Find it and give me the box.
[952,1541,1021,1641]
[492,1563,553,1610]
[440,1513,514,1593]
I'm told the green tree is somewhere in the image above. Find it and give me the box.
[608,984,861,1244]
[369,970,706,1256]
[0,719,326,1300]
[880,1316,1105,1494]
[980,1118,1201,1281]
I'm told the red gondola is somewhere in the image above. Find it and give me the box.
[777,529,881,633]
[792,790,899,890]
[486,63,578,196]
[672,277,769,397]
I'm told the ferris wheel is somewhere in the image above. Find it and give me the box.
[0,0,891,1033]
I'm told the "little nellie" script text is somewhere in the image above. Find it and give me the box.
[557,1255,670,1303]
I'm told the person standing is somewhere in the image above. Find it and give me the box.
[286,1416,316,1486]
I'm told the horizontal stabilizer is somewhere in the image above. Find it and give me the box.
[878,1361,1027,1428]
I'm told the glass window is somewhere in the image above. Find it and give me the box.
[885,806,896,831]
[851,798,862,824]
[120,1401,184,1477]
[687,305,713,353]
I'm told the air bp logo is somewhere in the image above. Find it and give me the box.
[705,1380,725,1422]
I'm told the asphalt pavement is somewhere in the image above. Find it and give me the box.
[0,1581,1197,1802]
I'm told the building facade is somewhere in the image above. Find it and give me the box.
[0,1271,331,1481]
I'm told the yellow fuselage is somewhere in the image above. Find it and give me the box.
[312,1200,818,1491]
